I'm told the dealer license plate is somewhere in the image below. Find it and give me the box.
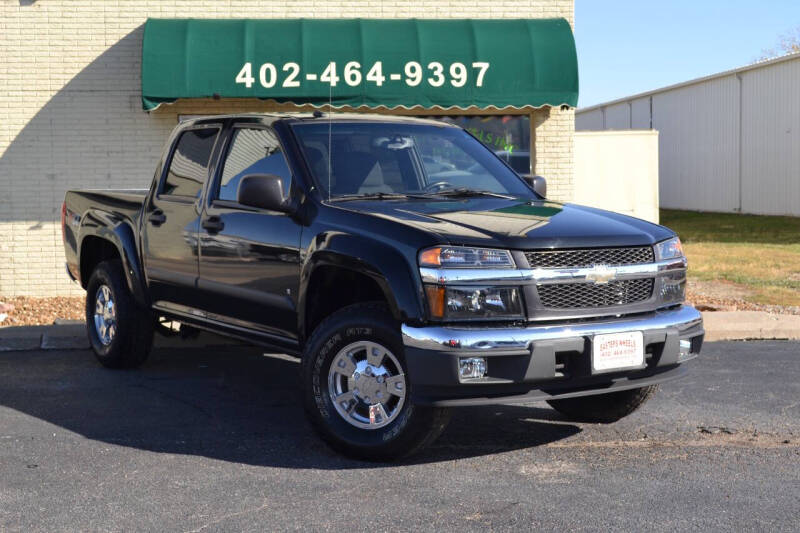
[592,331,644,373]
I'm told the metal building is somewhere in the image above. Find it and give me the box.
[576,53,800,216]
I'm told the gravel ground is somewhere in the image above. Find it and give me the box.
[686,281,800,315]
[0,296,85,326]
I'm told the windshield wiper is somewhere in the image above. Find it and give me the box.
[329,189,516,202]
[329,192,434,202]
[432,188,517,200]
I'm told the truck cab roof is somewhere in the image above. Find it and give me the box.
[179,112,457,129]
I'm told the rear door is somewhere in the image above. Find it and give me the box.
[197,125,302,342]
[142,125,221,311]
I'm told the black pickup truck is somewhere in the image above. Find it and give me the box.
[62,113,703,460]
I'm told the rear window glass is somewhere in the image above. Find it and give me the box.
[162,128,219,198]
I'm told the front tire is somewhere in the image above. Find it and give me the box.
[547,385,659,423]
[301,302,450,461]
[85,259,153,369]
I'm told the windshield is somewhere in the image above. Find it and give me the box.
[290,122,535,200]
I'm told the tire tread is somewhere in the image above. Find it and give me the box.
[301,302,450,461]
[86,259,153,369]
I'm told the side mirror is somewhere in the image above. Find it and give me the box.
[237,174,289,212]
[524,175,547,198]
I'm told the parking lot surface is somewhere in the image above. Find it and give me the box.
[0,340,797,531]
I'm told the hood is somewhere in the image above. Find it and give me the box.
[334,198,674,249]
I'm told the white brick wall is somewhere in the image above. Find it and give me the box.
[0,0,574,296]
[533,106,575,200]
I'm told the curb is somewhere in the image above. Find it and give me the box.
[701,311,800,342]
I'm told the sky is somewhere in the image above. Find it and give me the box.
[575,0,800,107]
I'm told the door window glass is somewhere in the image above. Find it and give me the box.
[162,128,220,198]
[218,128,292,202]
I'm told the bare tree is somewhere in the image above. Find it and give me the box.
[759,26,800,61]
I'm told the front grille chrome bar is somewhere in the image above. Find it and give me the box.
[419,257,687,285]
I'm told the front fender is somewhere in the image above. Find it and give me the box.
[78,209,149,307]
[298,231,426,335]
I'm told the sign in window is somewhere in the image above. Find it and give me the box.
[430,116,531,176]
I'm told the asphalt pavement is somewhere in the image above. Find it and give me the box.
[0,339,797,531]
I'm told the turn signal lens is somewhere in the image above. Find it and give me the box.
[60,201,67,243]
[425,285,446,319]
[419,246,514,268]
[419,247,442,267]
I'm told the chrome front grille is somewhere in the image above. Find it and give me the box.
[537,279,655,309]
[525,246,654,269]
[528,246,657,310]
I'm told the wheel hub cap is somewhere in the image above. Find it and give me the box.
[328,341,406,429]
[93,285,116,346]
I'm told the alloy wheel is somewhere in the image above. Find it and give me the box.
[327,341,407,429]
[93,284,117,346]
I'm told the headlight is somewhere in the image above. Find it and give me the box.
[419,246,514,269]
[424,285,524,320]
[655,237,687,304]
[654,236,684,261]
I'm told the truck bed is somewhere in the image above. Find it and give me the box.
[66,189,148,214]
[63,189,149,284]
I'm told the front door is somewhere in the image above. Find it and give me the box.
[197,125,302,342]
[142,125,221,311]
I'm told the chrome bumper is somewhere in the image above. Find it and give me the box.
[402,305,703,352]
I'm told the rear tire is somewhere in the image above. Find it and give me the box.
[301,302,450,461]
[85,259,153,369]
[547,385,659,423]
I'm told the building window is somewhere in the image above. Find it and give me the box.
[430,115,531,175]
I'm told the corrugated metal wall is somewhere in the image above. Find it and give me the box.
[576,108,603,130]
[740,58,800,215]
[576,54,800,216]
[630,97,650,128]
[604,102,631,129]
[653,76,740,212]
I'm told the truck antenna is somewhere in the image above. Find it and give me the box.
[327,84,333,202]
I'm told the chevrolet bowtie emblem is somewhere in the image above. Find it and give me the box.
[585,265,616,284]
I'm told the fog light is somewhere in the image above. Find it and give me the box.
[459,357,487,379]
[678,339,692,361]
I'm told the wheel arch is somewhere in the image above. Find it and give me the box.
[298,232,425,341]
[78,211,149,307]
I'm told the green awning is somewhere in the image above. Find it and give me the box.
[141,18,578,111]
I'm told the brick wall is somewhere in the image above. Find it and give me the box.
[0,0,574,297]
[533,106,575,201]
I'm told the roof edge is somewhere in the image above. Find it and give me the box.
[577,51,800,114]
[145,97,574,113]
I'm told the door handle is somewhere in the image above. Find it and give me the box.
[148,209,166,226]
[202,215,225,233]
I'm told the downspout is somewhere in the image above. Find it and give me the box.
[736,73,743,213]
[628,101,632,129]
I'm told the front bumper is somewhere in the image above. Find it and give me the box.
[402,305,704,406]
